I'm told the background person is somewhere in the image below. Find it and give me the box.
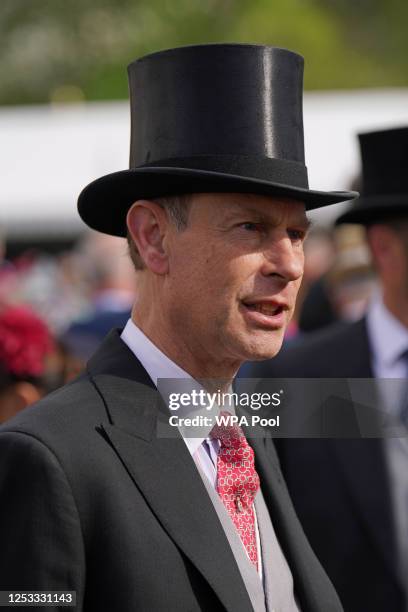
[0,303,54,423]
[249,126,408,612]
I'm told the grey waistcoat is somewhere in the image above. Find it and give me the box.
[198,465,300,612]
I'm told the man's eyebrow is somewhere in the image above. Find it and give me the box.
[221,206,313,230]
[264,214,312,231]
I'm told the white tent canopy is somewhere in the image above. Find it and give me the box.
[2,89,408,238]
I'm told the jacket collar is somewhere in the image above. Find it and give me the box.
[87,330,338,612]
[87,330,255,612]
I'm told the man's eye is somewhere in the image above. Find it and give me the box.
[240,222,260,232]
[288,229,305,241]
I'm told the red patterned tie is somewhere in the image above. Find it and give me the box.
[210,411,260,569]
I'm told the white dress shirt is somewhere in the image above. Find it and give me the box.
[366,290,408,383]
[120,318,263,579]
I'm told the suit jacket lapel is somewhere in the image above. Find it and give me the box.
[87,331,254,612]
[331,438,399,581]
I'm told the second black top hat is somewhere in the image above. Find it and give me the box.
[337,126,408,226]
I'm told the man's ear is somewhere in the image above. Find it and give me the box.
[126,200,170,274]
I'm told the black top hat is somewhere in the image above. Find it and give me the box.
[336,126,408,226]
[78,44,356,237]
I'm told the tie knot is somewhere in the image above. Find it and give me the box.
[210,411,245,449]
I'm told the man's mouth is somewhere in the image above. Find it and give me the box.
[240,299,289,329]
[243,302,284,316]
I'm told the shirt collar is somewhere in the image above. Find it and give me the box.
[121,318,190,383]
[366,290,408,369]
[120,318,231,455]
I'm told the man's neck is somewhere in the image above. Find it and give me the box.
[131,311,239,392]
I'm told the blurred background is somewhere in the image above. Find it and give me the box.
[1,0,408,404]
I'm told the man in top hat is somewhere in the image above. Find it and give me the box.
[251,126,408,612]
[0,44,354,611]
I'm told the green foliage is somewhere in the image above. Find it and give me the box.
[0,0,407,105]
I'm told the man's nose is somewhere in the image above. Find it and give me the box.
[260,238,304,282]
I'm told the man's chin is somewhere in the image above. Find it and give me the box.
[247,350,282,362]
[240,335,285,362]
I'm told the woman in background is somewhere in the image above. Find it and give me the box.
[0,304,54,424]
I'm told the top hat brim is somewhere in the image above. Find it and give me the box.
[78,166,357,237]
[336,194,408,226]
